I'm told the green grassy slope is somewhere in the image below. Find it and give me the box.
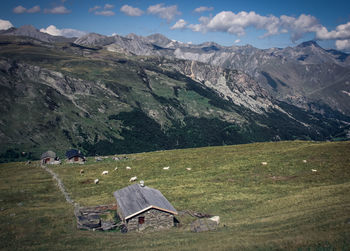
[1,141,349,250]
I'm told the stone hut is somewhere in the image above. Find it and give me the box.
[65,149,86,164]
[40,150,59,164]
[113,183,178,232]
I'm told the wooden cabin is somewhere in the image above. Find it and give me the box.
[65,149,86,164]
[113,183,178,232]
[40,150,60,165]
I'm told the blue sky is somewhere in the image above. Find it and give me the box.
[1,0,350,50]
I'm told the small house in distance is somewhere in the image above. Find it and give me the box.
[65,149,86,164]
[114,183,178,232]
[40,150,60,165]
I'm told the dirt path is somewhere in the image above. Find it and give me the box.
[42,165,80,207]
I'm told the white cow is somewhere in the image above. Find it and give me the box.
[102,171,109,175]
[94,179,99,184]
[126,166,131,170]
[163,166,170,170]
[261,162,268,165]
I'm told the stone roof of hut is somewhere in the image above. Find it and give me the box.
[40,150,56,160]
[114,184,177,220]
[65,149,84,159]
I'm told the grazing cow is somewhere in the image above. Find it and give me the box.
[163,166,170,170]
[126,166,131,170]
[80,169,84,174]
[261,162,268,165]
[311,169,317,172]
[186,168,192,171]
[114,167,118,171]
[303,160,307,163]
[102,171,109,175]
[94,179,99,184]
[129,176,137,182]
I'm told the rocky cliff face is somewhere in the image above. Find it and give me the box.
[158,59,273,114]
[74,34,350,116]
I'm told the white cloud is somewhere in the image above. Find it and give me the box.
[27,5,40,13]
[90,4,115,16]
[104,4,114,10]
[280,14,321,41]
[0,19,13,30]
[235,39,241,43]
[171,19,187,30]
[44,6,71,14]
[95,10,115,16]
[120,5,144,16]
[187,16,211,32]
[13,6,26,14]
[316,22,350,40]
[335,39,350,50]
[147,4,181,22]
[40,25,86,38]
[14,5,41,14]
[203,11,281,37]
[89,6,100,13]
[194,6,214,13]
[185,11,328,42]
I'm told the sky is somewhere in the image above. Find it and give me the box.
[0,0,350,51]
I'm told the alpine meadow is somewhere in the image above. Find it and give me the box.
[1,0,350,250]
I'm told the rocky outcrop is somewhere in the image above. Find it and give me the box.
[190,218,219,233]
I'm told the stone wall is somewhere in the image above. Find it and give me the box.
[75,204,121,231]
[126,208,174,232]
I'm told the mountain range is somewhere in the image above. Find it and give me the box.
[0,25,349,162]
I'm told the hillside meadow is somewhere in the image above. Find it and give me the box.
[0,140,350,250]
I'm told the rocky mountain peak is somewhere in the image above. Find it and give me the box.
[126,33,140,39]
[145,33,172,47]
[297,40,321,48]
[74,33,114,47]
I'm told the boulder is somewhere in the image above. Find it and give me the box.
[190,218,218,232]
[77,215,101,229]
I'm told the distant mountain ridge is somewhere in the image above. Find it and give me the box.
[0,25,75,43]
[0,26,349,162]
